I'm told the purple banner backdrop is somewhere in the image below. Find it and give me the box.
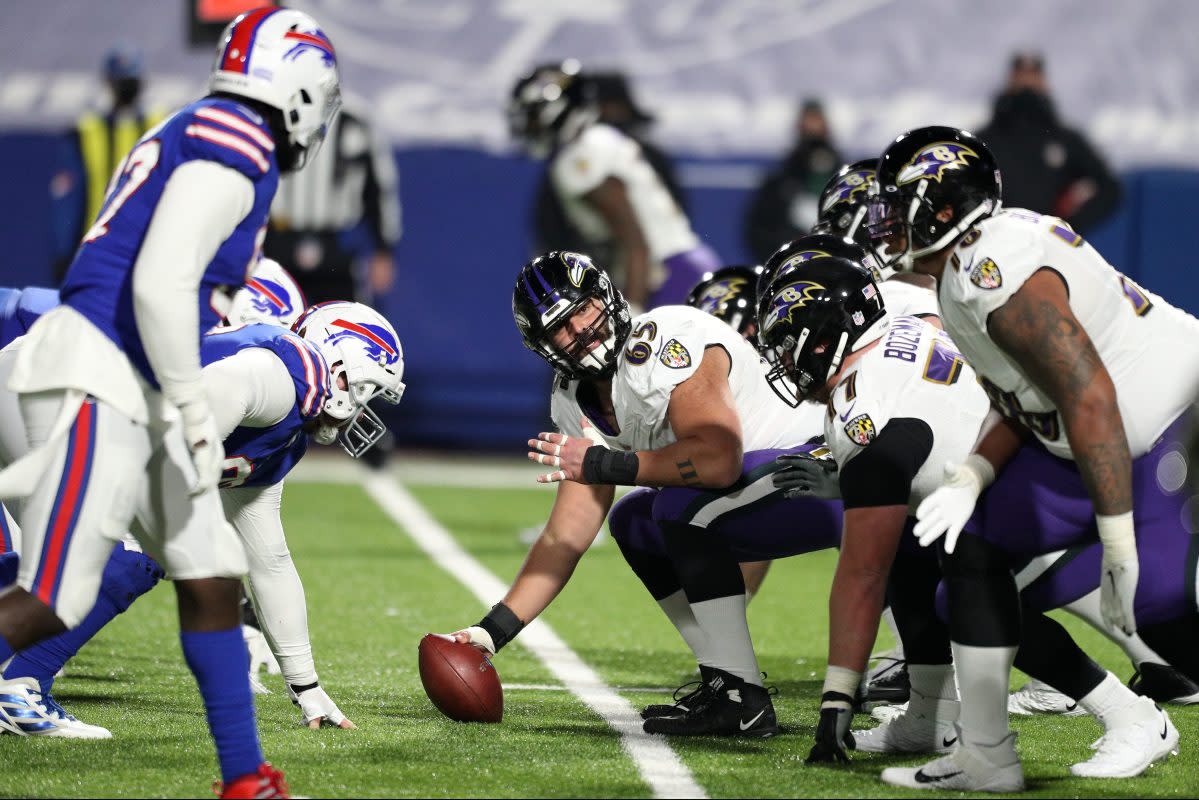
[3,0,1198,166]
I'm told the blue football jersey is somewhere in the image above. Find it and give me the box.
[0,287,62,350]
[203,324,331,489]
[60,96,280,388]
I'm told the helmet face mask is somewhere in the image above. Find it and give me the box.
[814,160,877,248]
[514,251,632,382]
[509,62,596,158]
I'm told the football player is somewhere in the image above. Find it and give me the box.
[509,63,720,310]
[0,295,400,736]
[812,159,877,247]
[758,257,1183,789]
[873,126,1199,789]
[0,9,338,795]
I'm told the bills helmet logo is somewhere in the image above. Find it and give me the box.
[844,413,876,446]
[897,142,979,185]
[326,318,401,366]
[821,169,874,214]
[695,277,747,314]
[282,29,336,66]
[969,257,1003,289]
[244,277,297,321]
[659,338,692,369]
[762,281,826,331]
[560,251,594,287]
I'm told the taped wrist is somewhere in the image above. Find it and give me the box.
[477,602,525,653]
[821,665,862,702]
[582,446,639,485]
[1097,511,1137,562]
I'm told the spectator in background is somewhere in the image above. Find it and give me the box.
[532,71,686,267]
[744,99,842,263]
[264,100,402,467]
[978,52,1121,233]
[49,45,165,281]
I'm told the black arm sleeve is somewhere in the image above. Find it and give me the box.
[839,418,935,509]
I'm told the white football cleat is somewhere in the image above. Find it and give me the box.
[0,678,111,739]
[1071,700,1179,778]
[854,690,959,754]
[1008,679,1086,716]
[881,725,1024,792]
[871,702,907,724]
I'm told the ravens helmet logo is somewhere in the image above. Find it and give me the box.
[897,142,979,186]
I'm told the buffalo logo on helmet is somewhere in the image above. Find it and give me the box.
[560,251,594,288]
[897,142,979,186]
[659,338,692,369]
[695,277,747,314]
[325,318,401,366]
[969,257,1003,290]
[245,277,296,320]
[281,29,336,66]
[762,281,826,331]
[821,169,875,214]
[844,413,876,446]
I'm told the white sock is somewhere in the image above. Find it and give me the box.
[907,663,959,720]
[657,590,709,659]
[1080,671,1154,729]
[881,606,904,658]
[1064,589,1167,668]
[951,642,1017,745]
[689,594,762,686]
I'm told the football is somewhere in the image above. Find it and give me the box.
[418,634,504,723]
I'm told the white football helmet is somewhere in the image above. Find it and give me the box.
[227,258,307,328]
[208,7,341,170]
[294,302,405,457]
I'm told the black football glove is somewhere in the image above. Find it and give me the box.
[806,691,856,764]
[773,450,840,500]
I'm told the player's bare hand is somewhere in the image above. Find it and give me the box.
[528,417,606,484]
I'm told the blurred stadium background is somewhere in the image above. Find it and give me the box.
[2,0,1198,451]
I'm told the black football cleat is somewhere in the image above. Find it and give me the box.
[1129,662,1199,705]
[865,658,910,706]
[641,666,717,720]
[642,668,779,738]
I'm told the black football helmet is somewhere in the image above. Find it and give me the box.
[813,159,876,247]
[758,233,885,300]
[508,61,598,158]
[685,265,764,338]
[513,250,632,382]
[869,126,1002,270]
[756,256,886,406]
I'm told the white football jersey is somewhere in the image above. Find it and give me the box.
[880,276,939,320]
[826,316,991,511]
[552,124,699,265]
[551,305,823,455]
[939,208,1199,460]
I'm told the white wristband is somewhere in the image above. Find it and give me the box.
[822,665,862,699]
[1097,511,1137,562]
[962,453,996,491]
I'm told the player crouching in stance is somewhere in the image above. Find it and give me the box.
[0,9,339,794]
[859,126,1197,790]
[445,250,832,736]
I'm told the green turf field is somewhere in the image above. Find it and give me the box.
[2,478,1196,798]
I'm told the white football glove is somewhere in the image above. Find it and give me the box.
[243,624,282,688]
[913,456,995,553]
[290,684,355,729]
[177,398,224,496]
[1098,512,1139,636]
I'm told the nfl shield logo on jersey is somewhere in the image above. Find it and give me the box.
[844,413,876,446]
[659,339,692,369]
[969,258,1003,290]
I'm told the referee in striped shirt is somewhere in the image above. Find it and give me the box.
[264,101,401,306]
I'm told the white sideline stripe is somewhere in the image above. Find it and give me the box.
[507,683,676,693]
[362,473,707,800]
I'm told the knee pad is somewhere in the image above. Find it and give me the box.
[0,551,17,589]
[99,544,165,614]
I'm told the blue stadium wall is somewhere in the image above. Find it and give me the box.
[2,134,1197,451]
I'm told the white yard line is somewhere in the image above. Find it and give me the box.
[362,472,707,800]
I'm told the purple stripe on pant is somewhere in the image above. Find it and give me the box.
[957,414,1195,625]
[649,244,723,309]
[608,446,843,561]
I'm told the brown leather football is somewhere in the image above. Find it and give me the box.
[418,634,503,723]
